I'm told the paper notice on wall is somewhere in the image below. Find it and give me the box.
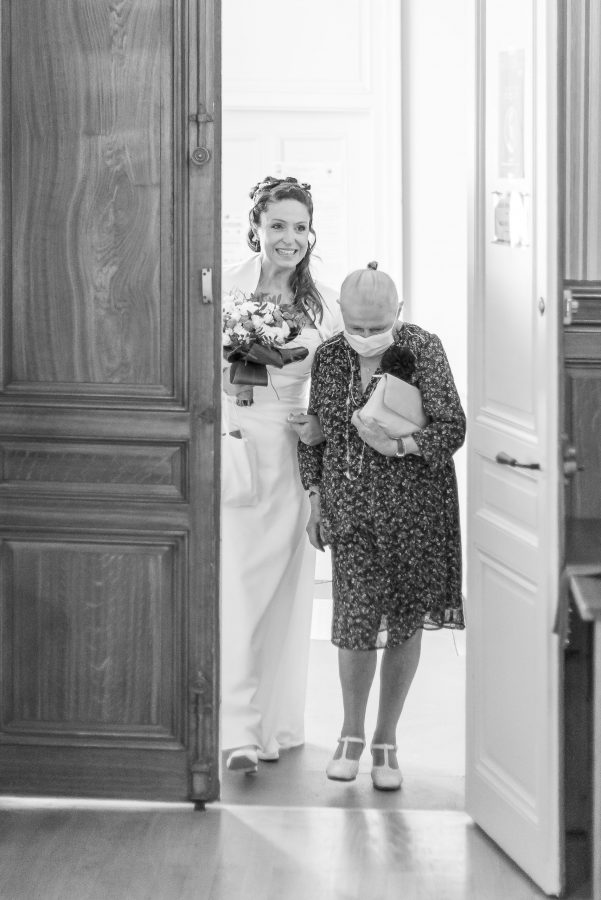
[492,190,530,247]
[222,213,247,269]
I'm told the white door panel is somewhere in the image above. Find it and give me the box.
[467,0,561,894]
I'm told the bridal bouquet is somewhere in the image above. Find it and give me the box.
[222,291,309,405]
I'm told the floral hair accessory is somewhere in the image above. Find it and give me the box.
[249,176,312,201]
[380,345,416,383]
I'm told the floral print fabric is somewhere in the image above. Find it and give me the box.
[298,323,466,650]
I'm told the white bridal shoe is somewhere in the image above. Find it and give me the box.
[326,736,365,781]
[257,749,279,761]
[370,743,403,791]
[226,746,259,774]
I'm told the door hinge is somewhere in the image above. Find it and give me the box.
[563,287,579,325]
[189,105,214,124]
[201,268,213,304]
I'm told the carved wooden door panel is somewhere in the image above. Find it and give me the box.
[0,0,221,802]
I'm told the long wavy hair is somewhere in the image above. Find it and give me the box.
[247,175,324,323]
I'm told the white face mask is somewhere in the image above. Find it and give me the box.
[343,327,395,357]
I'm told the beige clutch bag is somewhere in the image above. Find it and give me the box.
[361,373,427,438]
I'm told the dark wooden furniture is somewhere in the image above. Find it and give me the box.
[562,283,601,897]
[565,520,601,900]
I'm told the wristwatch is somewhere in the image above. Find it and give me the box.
[395,437,406,458]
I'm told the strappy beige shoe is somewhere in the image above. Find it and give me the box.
[370,743,403,791]
[326,736,365,781]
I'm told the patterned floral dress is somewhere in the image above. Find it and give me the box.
[297,323,466,650]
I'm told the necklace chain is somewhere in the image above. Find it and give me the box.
[343,344,376,481]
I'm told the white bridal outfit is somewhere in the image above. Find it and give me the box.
[221,254,341,757]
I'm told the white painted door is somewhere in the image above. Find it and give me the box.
[466,1,562,895]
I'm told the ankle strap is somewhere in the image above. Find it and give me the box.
[370,743,397,750]
[339,736,365,745]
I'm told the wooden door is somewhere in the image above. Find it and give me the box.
[466,0,562,893]
[0,0,221,802]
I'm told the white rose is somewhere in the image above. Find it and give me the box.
[261,324,278,342]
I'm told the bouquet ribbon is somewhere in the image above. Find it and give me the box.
[224,343,309,387]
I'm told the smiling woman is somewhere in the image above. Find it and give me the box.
[220,176,343,773]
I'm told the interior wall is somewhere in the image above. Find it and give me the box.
[222,0,469,579]
[401,0,469,559]
[222,0,402,292]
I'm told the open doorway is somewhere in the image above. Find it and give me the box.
[220,0,468,808]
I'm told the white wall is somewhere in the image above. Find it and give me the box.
[401,0,470,566]
[401,0,469,390]
[223,1,469,573]
[222,0,402,293]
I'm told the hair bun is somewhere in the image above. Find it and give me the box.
[367,261,378,270]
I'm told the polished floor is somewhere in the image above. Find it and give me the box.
[0,590,591,899]
[0,802,566,900]
[221,613,466,810]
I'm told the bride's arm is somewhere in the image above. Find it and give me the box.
[288,412,324,445]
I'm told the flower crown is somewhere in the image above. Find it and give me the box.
[249,176,312,202]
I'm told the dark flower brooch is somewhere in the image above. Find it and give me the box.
[380,345,416,383]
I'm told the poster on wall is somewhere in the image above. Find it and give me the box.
[492,190,530,247]
[498,49,525,179]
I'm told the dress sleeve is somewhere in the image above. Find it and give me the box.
[297,346,326,489]
[411,333,466,468]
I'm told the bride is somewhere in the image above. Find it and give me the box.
[221,175,342,773]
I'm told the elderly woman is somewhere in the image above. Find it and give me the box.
[298,263,465,790]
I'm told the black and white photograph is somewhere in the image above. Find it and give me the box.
[0,1,598,898]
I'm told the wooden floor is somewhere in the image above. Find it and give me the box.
[221,627,466,810]
[0,801,575,900]
[0,613,591,898]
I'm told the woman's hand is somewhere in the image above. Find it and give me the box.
[351,410,397,456]
[288,413,325,446]
[306,491,326,551]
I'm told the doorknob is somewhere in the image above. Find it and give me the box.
[495,451,541,471]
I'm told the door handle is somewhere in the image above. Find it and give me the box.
[495,451,541,471]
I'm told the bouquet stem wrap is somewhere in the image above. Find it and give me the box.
[225,343,309,387]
